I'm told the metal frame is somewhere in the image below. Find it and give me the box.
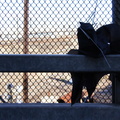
[0,54,120,72]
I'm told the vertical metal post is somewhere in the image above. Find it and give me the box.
[23,0,29,103]
[112,0,120,25]
[112,0,120,103]
[112,74,120,104]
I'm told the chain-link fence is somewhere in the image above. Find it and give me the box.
[0,0,118,103]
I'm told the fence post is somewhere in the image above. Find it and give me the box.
[112,0,120,24]
[23,0,29,103]
[112,0,120,103]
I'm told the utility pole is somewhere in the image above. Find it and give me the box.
[23,0,29,103]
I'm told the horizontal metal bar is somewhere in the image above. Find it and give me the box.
[0,54,120,72]
[0,103,120,120]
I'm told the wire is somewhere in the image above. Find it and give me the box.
[87,0,99,24]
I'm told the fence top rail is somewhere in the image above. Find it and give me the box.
[0,54,119,72]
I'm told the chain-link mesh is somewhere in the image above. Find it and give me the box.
[0,0,117,103]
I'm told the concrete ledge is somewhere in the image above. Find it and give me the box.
[0,103,120,120]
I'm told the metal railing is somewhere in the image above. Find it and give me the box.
[0,0,119,103]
